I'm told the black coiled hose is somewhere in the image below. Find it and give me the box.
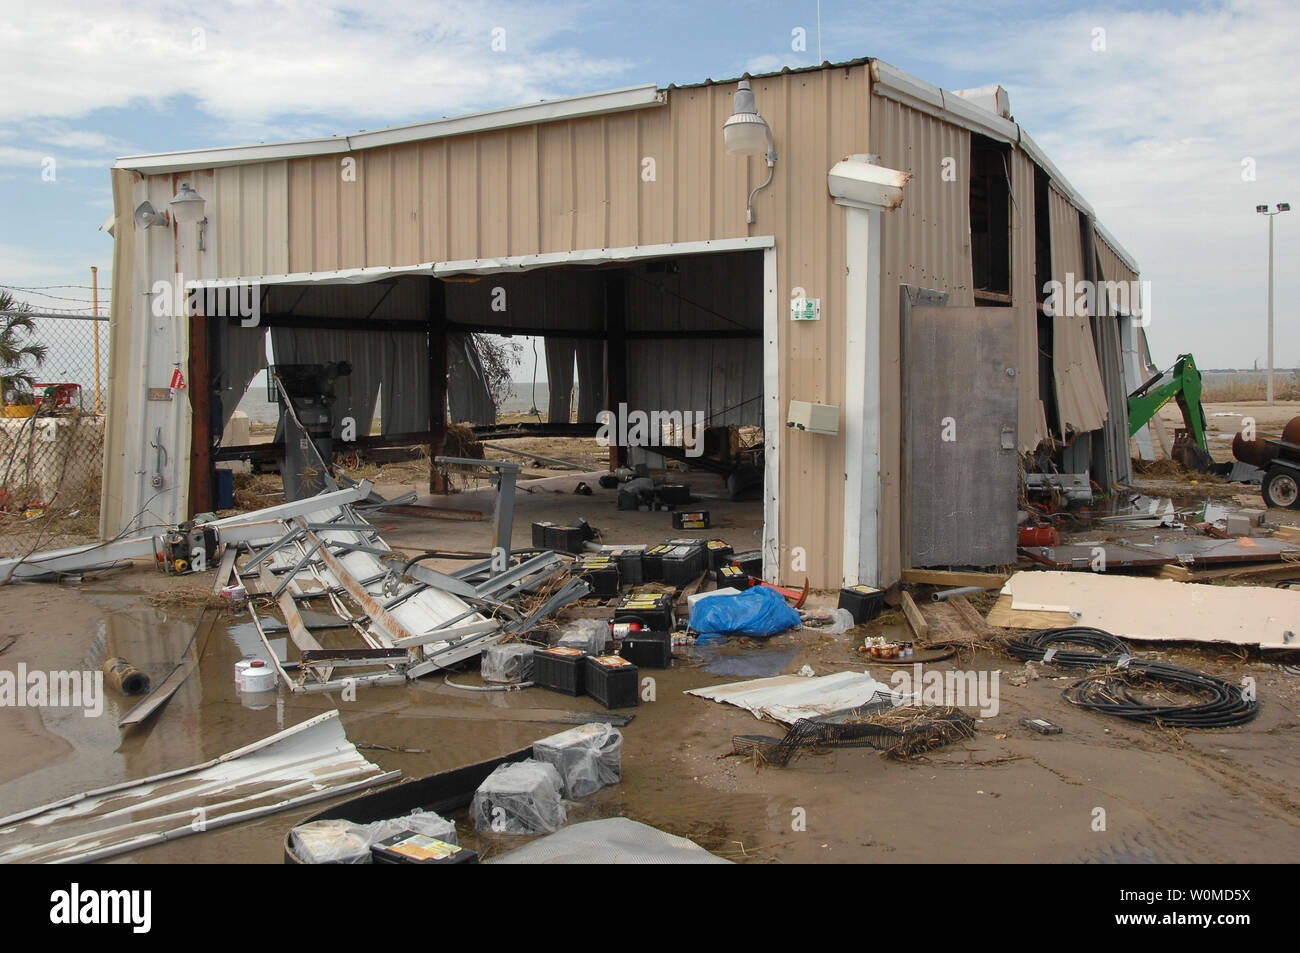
[1008,626,1258,729]
[1062,659,1258,728]
[1005,626,1130,668]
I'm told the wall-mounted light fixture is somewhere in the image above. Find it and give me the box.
[723,78,778,224]
[133,201,170,229]
[170,182,208,251]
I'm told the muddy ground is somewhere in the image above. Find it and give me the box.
[2,461,1299,863]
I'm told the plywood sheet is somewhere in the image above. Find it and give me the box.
[1000,570,1300,649]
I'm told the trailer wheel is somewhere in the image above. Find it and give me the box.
[1262,468,1300,509]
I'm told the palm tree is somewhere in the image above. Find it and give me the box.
[0,291,48,404]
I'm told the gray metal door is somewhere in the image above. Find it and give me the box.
[905,305,1019,567]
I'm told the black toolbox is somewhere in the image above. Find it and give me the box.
[614,592,675,631]
[585,655,640,708]
[641,543,673,582]
[672,510,710,530]
[618,631,672,669]
[530,521,554,549]
[543,523,588,554]
[714,563,751,590]
[606,547,644,587]
[533,647,587,695]
[572,555,620,596]
[705,539,734,569]
[730,549,763,578]
[837,585,885,624]
[371,832,478,865]
[656,483,691,505]
[660,544,705,587]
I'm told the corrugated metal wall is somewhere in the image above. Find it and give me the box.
[624,252,764,334]
[1092,227,1138,487]
[1047,186,1108,435]
[111,62,1140,586]
[125,65,872,588]
[869,98,974,583]
[1095,234,1138,289]
[626,338,762,428]
[1009,147,1047,449]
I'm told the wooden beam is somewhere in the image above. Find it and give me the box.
[1275,525,1300,543]
[1159,561,1300,583]
[947,594,991,637]
[985,593,1074,630]
[901,568,1009,588]
[900,591,930,641]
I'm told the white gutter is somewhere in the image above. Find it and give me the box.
[870,59,1141,276]
[870,60,1018,144]
[186,236,777,289]
[829,155,911,587]
[115,84,665,174]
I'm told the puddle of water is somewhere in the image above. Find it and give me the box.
[686,641,797,678]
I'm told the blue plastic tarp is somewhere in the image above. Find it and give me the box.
[688,585,801,638]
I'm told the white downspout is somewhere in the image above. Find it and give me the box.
[828,155,910,587]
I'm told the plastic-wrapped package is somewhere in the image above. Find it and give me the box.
[480,643,537,683]
[291,808,459,863]
[555,618,608,654]
[532,723,622,798]
[291,820,378,864]
[391,808,458,846]
[471,760,567,835]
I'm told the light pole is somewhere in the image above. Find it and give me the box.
[1256,202,1291,405]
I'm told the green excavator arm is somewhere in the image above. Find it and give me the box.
[1126,353,1208,451]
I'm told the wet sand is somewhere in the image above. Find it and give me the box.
[1,566,1298,864]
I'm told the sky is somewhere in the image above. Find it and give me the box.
[0,0,1295,372]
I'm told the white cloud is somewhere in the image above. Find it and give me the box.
[0,1,630,125]
[834,0,1300,368]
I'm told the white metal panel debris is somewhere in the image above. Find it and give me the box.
[487,817,730,864]
[686,671,907,724]
[998,570,1300,650]
[0,711,397,864]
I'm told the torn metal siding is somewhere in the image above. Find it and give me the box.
[686,671,905,724]
[1009,147,1048,450]
[1047,186,1109,435]
[0,711,394,864]
[1095,231,1138,291]
[1091,226,1135,486]
[869,96,974,584]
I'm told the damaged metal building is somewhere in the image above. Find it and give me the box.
[101,57,1146,591]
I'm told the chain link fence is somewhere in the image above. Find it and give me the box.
[0,312,109,555]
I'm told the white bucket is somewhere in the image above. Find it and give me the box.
[235,658,277,693]
[221,583,248,606]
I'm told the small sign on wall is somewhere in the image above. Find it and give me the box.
[790,297,821,321]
